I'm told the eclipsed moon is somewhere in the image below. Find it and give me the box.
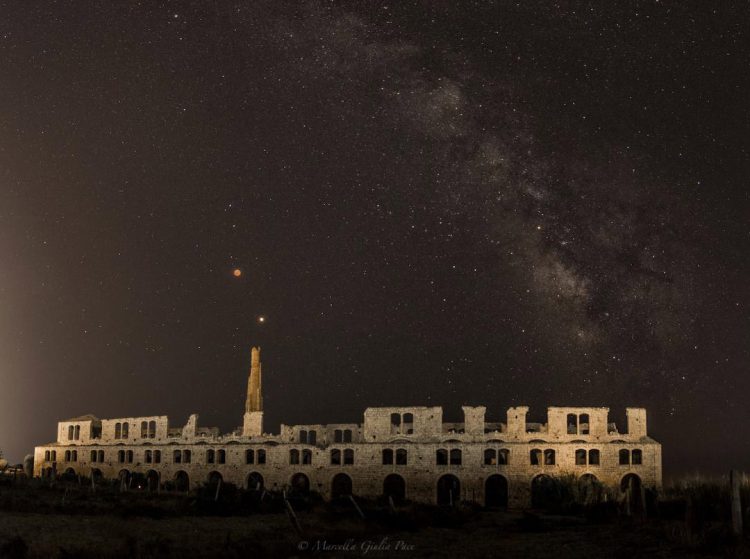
[233,268,242,277]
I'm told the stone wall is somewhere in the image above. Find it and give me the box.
[34,405,662,507]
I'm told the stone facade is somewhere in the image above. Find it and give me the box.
[34,348,662,507]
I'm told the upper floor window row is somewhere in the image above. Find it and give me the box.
[299,430,317,445]
[391,413,414,434]
[333,429,353,443]
[619,449,642,466]
[140,421,157,439]
[567,413,590,435]
[114,422,129,439]
[382,448,407,465]
[66,425,81,441]
[436,448,462,465]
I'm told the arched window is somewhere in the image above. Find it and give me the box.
[115,423,121,439]
[309,430,317,445]
[403,413,414,425]
[331,449,341,465]
[183,450,192,464]
[302,449,312,465]
[544,449,556,465]
[589,449,600,465]
[395,448,407,465]
[145,450,152,463]
[436,448,448,465]
[619,449,630,465]
[257,449,266,464]
[631,449,642,465]
[498,448,510,465]
[391,413,401,427]
[65,450,71,462]
[382,448,394,465]
[45,450,50,461]
[98,450,104,462]
[207,449,215,464]
[342,430,351,443]
[73,450,78,461]
[449,449,462,465]
[68,425,74,440]
[484,448,497,465]
[118,450,126,463]
[567,414,578,435]
[74,425,80,440]
[153,450,161,464]
[149,420,156,438]
[299,430,308,444]
[530,449,542,465]
[126,450,133,463]
[122,422,129,438]
[575,449,587,465]
[217,450,225,464]
[246,449,255,464]
[174,450,182,464]
[344,449,354,465]
[579,414,590,435]
[91,450,97,462]
[289,449,300,465]
[334,429,343,443]
[141,421,148,438]
[51,450,57,461]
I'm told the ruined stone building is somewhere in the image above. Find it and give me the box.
[34,348,662,507]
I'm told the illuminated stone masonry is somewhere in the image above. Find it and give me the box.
[34,348,662,507]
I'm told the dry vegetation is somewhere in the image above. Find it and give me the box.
[1,473,750,558]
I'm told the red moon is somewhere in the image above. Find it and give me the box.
[233,268,242,277]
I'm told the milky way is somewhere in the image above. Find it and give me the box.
[0,2,747,474]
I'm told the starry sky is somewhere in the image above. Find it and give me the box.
[0,2,748,474]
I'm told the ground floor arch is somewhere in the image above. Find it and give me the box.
[437,474,460,506]
[246,472,264,491]
[61,467,77,481]
[621,473,643,514]
[484,474,508,508]
[331,473,353,500]
[578,473,602,505]
[118,469,131,489]
[531,474,556,509]
[174,470,189,492]
[146,470,160,492]
[90,468,103,484]
[383,474,406,503]
[290,472,310,495]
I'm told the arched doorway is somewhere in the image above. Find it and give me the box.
[436,474,460,506]
[146,470,160,492]
[290,473,310,495]
[621,473,643,514]
[578,473,601,505]
[531,474,556,509]
[383,474,406,503]
[130,472,147,490]
[247,472,264,492]
[485,474,508,508]
[174,470,190,492]
[331,473,352,500]
[118,469,131,489]
[62,468,77,482]
[90,468,103,484]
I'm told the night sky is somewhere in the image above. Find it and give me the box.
[1,2,748,475]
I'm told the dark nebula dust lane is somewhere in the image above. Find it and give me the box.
[0,2,748,475]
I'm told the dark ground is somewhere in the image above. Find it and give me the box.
[1,477,749,559]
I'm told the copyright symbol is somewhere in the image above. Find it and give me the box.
[298,540,309,551]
